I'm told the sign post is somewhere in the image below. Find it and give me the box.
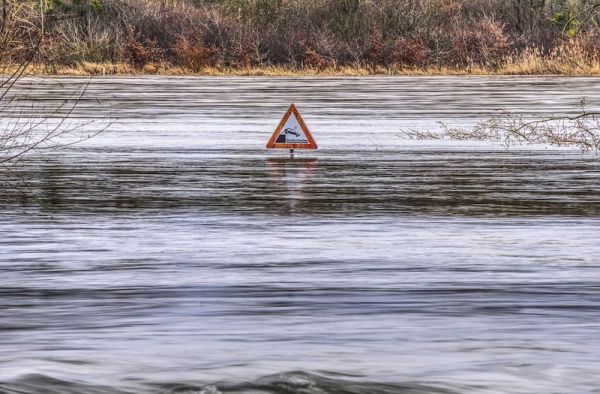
[266,104,317,159]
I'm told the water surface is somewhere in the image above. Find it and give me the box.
[1,77,600,394]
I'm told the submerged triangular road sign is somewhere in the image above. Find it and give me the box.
[266,104,318,149]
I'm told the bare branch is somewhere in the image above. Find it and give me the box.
[0,1,109,168]
[400,103,600,153]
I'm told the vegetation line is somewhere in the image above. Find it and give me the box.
[7,62,600,77]
[3,0,600,76]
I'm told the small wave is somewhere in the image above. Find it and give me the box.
[0,374,129,394]
[0,371,460,394]
[241,371,458,394]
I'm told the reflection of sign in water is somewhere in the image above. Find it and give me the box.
[267,158,318,212]
[267,104,318,149]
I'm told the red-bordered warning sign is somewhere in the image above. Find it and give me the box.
[266,104,318,149]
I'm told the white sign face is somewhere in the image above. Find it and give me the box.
[273,113,310,144]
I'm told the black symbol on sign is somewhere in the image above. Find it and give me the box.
[275,127,301,143]
[284,128,300,137]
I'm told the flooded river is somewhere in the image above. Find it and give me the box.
[1,77,599,394]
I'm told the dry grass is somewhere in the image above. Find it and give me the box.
[6,38,600,77]
[10,59,600,77]
[499,43,600,76]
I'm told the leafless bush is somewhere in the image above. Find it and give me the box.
[442,106,600,152]
[0,79,109,166]
[398,129,442,140]
[301,41,333,69]
[0,0,109,167]
[400,101,600,153]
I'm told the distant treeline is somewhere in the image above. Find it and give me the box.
[4,0,600,73]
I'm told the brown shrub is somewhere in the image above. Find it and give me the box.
[366,31,386,67]
[577,32,600,62]
[124,25,164,68]
[392,37,429,67]
[301,42,332,69]
[438,0,462,16]
[443,17,510,67]
[173,35,216,71]
[471,18,511,65]
[230,43,255,69]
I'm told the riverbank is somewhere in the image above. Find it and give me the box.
[14,59,600,77]
[6,0,600,78]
